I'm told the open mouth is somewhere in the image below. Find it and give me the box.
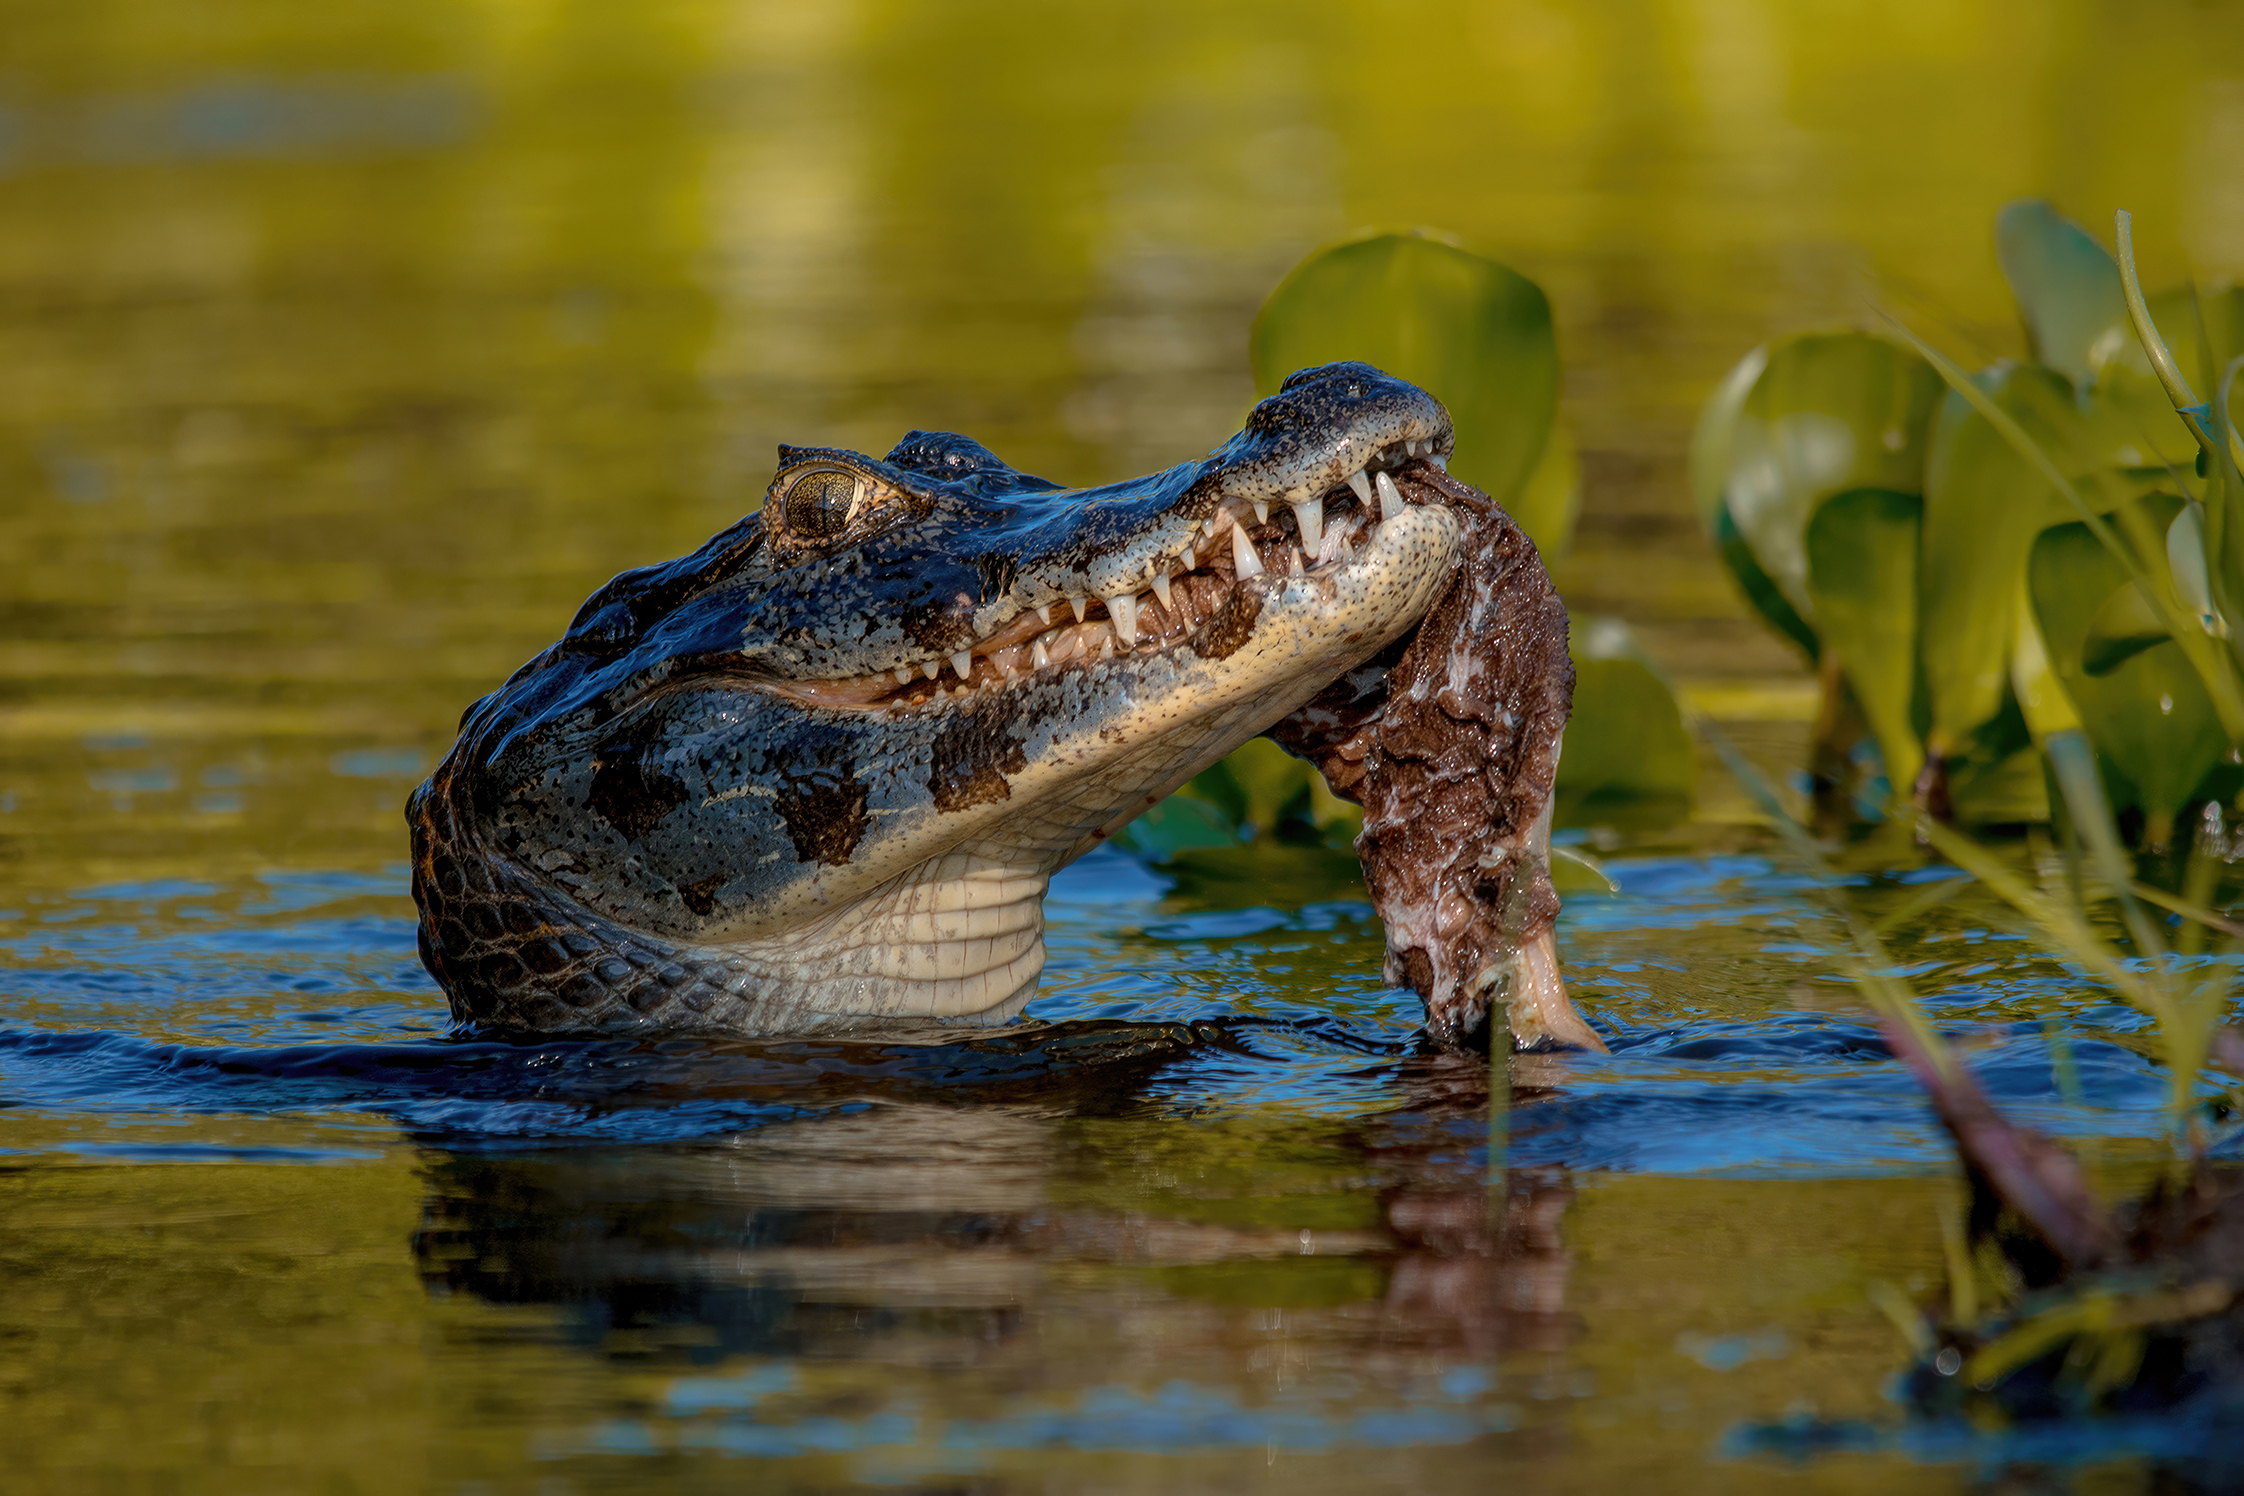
[767,438,1453,715]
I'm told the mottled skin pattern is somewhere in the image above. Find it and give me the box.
[409,362,1593,1048]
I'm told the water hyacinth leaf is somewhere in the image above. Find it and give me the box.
[1552,617,1695,827]
[1994,199,2129,388]
[1216,737,1323,833]
[1717,332,1942,624]
[1804,488,1924,795]
[1165,738,1364,856]
[1693,344,1819,658]
[2087,287,2244,488]
[1714,499,1818,660]
[1689,343,1768,534]
[1918,363,2127,758]
[2080,581,2168,676]
[1511,415,1580,562]
[1252,231,1558,511]
[1905,320,2244,752]
[2165,500,2221,637]
[1115,791,1239,858]
[2029,493,2226,842]
[2010,573,2083,741]
[1949,746,2049,825]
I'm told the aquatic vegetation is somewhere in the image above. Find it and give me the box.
[1127,231,1695,858]
[1710,701,2244,1448]
[1695,200,2244,847]
[1695,211,2244,1430]
[1693,203,2244,1120]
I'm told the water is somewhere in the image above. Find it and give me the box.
[1,841,2218,1489]
[6,0,2244,1488]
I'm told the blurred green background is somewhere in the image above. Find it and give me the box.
[3,0,2241,886]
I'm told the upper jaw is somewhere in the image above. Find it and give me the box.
[1004,361,1454,618]
[759,364,1456,706]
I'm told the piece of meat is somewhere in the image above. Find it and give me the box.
[1268,463,1605,1053]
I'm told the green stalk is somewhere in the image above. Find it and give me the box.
[2042,733,2167,962]
[2115,211,2244,473]
[1908,809,2167,1021]
[1488,1007,1511,1235]
[1698,720,1954,1078]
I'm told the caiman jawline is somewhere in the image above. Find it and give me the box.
[766,436,1453,715]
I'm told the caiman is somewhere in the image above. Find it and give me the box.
[408,362,1593,1048]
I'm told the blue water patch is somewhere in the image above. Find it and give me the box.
[541,1374,1519,1462]
[0,848,2227,1164]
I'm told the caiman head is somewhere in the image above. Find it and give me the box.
[410,362,1461,1034]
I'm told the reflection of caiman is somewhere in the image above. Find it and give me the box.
[409,362,1570,1038]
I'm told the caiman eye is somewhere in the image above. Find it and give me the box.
[781,468,862,539]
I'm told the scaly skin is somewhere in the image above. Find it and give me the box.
[409,362,1576,1042]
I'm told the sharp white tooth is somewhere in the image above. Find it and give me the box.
[1149,571,1173,611]
[951,650,973,679]
[1098,632,1114,660]
[1032,638,1051,669]
[922,660,941,681]
[1068,595,1089,622]
[1251,499,1269,524]
[934,683,948,699]
[1375,471,1402,514]
[895,666,913,684]
[1035,603,1052,625]
[1290,498,1323,555]
[1430,452,1448,471]
[1106,592,1138,645]
[1205,514,1224,537]
[1347,470,1374,504]
[1231,522,1264,577]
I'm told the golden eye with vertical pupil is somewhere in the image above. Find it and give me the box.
[781,468,862,538]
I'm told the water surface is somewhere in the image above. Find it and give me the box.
[5,0,2244,1488]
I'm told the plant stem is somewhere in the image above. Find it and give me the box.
[2115,211,2244,473]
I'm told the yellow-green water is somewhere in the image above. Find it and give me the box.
[3,1,2242,1489]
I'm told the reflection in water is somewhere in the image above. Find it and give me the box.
[409,1074,1579,1459]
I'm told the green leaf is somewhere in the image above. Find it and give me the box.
[1995,199,2129,388]
[1693,343,1818,659]
[1714,497,1819,661]
[1689,343,1768,536]
[1216,737,1322,832]
[1899,320,2244,752]
[2164,499,2222,637]
[1949,745,2049,825]
[1553,617,1696,827]
[2081,580,2169,676]
[1714,332,1943,624]
[1251,231,1558,512]
[2029,491,2227,842]
[1114,792,1240,858]
[1918,363,2135,757]
[1805,488,1924,793]
[2010,572,2083,741]
[1511,415,1580,562]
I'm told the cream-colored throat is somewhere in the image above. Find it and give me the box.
[721,850,1049,1023]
